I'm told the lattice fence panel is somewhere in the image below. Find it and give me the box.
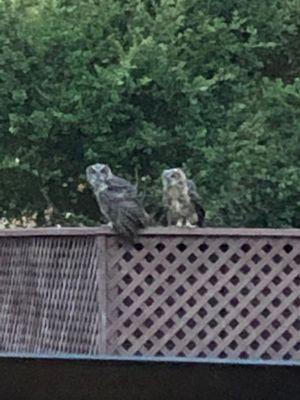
[0,236,105,355]
[106,235,300,360]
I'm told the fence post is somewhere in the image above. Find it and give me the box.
[96,235,107,355]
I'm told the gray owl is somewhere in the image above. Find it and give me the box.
[86,163,148,240]
[162,168,205,228]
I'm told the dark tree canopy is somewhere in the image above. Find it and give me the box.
[0,0,299,227]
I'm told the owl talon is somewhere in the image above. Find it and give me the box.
[176,220,183,228]
[186,221,197,228]
[102,222,113,228]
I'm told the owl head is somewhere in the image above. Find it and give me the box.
[86,163,112,191]
[162,168,187,187]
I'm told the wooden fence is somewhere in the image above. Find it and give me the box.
[0,227,299,361]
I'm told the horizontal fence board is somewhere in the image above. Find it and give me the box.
[1,227,300,237]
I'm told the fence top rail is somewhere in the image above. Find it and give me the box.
[0,226,300,238]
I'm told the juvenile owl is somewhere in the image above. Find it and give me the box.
[162,168,205,228]
[86,163,148,240]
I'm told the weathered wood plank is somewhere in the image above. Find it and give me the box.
[0,226,300,237]
[95,236,107,355]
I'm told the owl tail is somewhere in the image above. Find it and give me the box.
[115,208,148,244]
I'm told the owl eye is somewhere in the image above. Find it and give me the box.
[100,167,108,174]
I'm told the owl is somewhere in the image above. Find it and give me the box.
[162,168,205,228]
[86,163,148,240]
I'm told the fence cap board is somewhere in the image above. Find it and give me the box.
[0,226,300,237]
[0,225,300,237]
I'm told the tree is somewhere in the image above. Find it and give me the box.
[0,0,299,227]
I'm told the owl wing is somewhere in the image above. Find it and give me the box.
[107,175,138,198]
[187,179,205,227]
[103,175,148,240]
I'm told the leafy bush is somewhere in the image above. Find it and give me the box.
[0,0,299,227]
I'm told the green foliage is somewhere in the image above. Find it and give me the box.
[0,0,299,227]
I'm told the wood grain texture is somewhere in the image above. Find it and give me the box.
[0,227,300,237]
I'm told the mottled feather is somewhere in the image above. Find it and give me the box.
[187,179,205,227]
[86,163,148,241]
[162,168,205,228]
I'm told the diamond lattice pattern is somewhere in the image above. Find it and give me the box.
[106,236,300,360]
